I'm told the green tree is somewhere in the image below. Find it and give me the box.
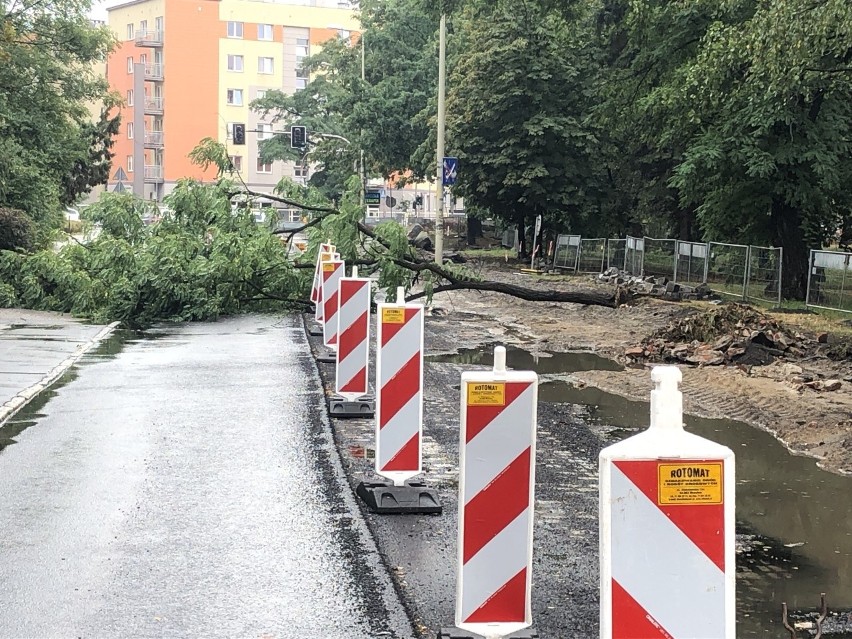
[0,0,119,245]
[446,0,602,254]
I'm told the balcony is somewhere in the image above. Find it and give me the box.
[144,165,163,183]
[144,63,163,81]
[144,131,164,148]
[135,29,163,47]
[143,96,163,115]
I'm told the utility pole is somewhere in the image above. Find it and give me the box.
[360,32,366,215]
[434,13,446,265]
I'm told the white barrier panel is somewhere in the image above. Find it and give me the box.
[335,270,371,398]
[456,346,538,637]
[599,366,735,639]
[321,260,345,348]
[375,287,424,486]
[314,250,338,322]
[310,243,335,305]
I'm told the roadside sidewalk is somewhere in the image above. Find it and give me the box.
[0,309,119,424]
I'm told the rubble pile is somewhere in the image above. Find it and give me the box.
[627,303,811,367]
[596,267,714,300]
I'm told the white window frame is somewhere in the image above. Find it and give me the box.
[257,123,273,140]
[227,21,243,38]
[295,77,307,90]
[127,56,134,73]
[256,157,272,174]
[126,23,134,39]
[258,24,273,40]
[127,155,134,173]
[127,122,134,139]
[227,54,244,72]
[139,19,147,32]
[258,56,274,74]
[126,89,133,106]
[226,89,243,106]
[294,162,309,178]
[229,155,243,171]
[256,89,267,100]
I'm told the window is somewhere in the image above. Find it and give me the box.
[140,53,147,65]
[127,122,134,139]
[127,56,134,73]
[226,89,243,105]
[139,19,147,32]
[295,77,307,90]
[127,155,134,173]
[258,24,273,40]
[227,54,244,72]
[257,123,273,140]
[126,89,133,106]
[227,21,243,38]
[258,57,274,74]
[126,23,134,39]
[294,162,309,178]
[229,155,243,171]
[256,157,272,173]
[155,16,163,33]
[256,89,267,100]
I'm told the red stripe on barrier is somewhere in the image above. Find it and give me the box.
[341,367,366,393]
[464,568,527,624]
[382,432,419,471]
[614,460,725,571]
[612,579,673,639]
[465,382,531,443]
[380,307,420,346]
[463,447,531,563]
[379,353,420,426]
[338,311,368,361]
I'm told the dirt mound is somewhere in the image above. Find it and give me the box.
[626,303,812,367]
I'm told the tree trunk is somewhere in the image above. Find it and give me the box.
[770,198,808,300]
[466,215,482,246]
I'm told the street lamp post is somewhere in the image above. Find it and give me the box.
[434,14,447,265]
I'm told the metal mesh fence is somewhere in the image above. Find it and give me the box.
[625,236,644,276]
[578,238,606,273]
[553,234,580,271]
[806,250,852,313]
[675,241,708,287]
[746,246,782,306]
[706,242,748,299]
[606,239,626,271]
[642,237,676,280]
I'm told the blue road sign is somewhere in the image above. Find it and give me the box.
[442,157,458,186]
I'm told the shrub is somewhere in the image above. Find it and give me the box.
[0,208,36,251]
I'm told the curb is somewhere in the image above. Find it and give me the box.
[0,321,121,426]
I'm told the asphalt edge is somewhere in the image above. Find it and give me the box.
[0,320,121,426]
[299,311,419,639]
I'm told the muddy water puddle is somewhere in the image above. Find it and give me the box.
[432,345,852,637]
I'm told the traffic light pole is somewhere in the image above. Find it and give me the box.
[434,13,446,266]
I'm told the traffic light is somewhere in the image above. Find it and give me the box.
[290,125,307,149]
[233,123,245,145]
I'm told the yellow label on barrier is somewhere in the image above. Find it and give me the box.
[467,382,506,406]
[381,308,405,324]
[322,262,336,273]
[658,463,723,505]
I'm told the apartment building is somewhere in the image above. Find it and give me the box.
[104,0,359,202]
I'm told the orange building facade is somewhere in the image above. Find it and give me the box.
[104,0,360,203]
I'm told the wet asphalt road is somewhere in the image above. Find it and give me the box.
[0,315,412,638]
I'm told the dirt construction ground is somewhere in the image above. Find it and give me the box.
[428,258,852,477]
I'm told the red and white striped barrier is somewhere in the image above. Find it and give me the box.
[375,286,424,486]
[335,266,371,399]
[310,242,335,306]
[314,249,338,322]
[321,259,345,348]
[455,345,538,637]
[600,366,735,639]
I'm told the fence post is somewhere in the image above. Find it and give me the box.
[673,240,679,283]
[777,246,783,307]
[622,238,627,272]
[805,249,814,309]
[744,246,752,301]
[703,242,710,284]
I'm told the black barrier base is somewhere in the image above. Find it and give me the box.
[315,351,336,364]
[356,481,442,515]
[437,629,539,639]
[328,395,375,418]
[308,327,323,337]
